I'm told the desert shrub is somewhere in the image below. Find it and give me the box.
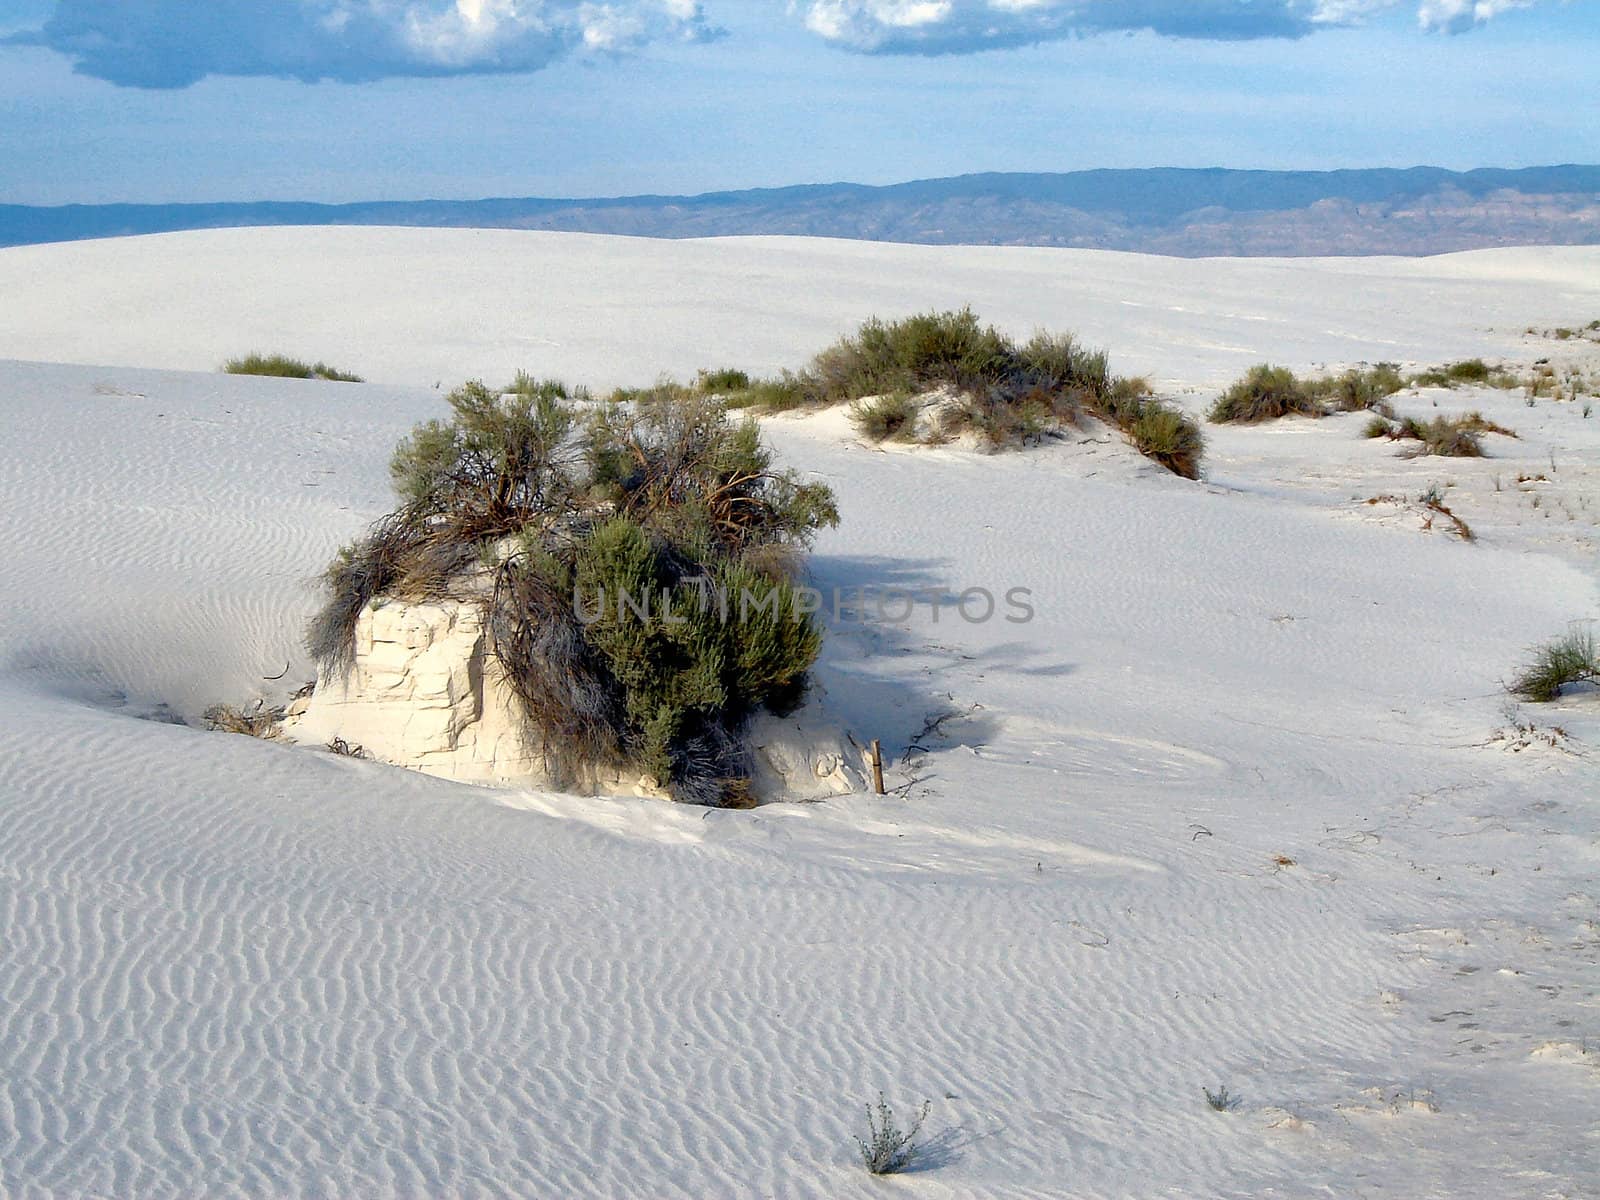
[584,395,838,556]
[1102,375,1153,424]
[565,519,820,798]
[1445,358,1491,383]
[308,383,837,805]
[505,371,589,402]
[956,380,1067,448]
[1127,399,1205,480]
[607,309,1196,475]
[1456,411,1517,438]
[390,380,580,538]
[722,373,810,411]
[855,1095,930,1176]
[1393,415,1485,457]
[696,367,751,393]
[849,393,919,442]
[1203,1085,1242,1112]
[808,308,1012,405]
[1509,627,1598,702]
[204,701,284,738]
[808,311,1196,472]
[1410,359,1493,389]
[608,380,696,405]
[224,353,362,382]
[1363,415,1393,438]
[1015,329,1111,400]
[1209,365,1324,423]
[720,374,812,412]
[1327,364,1405,411]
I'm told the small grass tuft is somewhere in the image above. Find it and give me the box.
[1203,1085,1242,1112]
[1509,626,1599,702]
[204,700,284,738]
[850,393,920,442]
[855,1094,930,1175]
[1409,358,1494,389]
[506,372,587,402]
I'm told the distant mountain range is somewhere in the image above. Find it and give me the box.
[4,165,1599,256]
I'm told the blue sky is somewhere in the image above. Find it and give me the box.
[0,1,1594,205]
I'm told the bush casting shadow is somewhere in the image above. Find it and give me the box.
[307,379,839,806]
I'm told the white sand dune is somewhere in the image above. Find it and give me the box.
[0,229,1597,1198]
[2,226,1598,389]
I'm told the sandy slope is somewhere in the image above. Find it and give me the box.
[0,230,1597,1198]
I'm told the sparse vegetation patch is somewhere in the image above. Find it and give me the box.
[1366,411,1514,458]
[204,700,284,738]
[1509,626,1599,702]
[224,353,363,382]
[652,309,1204,476]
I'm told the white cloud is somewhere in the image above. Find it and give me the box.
[801,0,1551,53]
[1416,0,1535,32]
[7,0,719,87]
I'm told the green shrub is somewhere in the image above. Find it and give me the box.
[1446,358,1491,383]
[696,367,751,393]
[807,307,1012,404]
[1363,415,1393,438]
[723,373,810,411]
[1095,375,1149,424]
[564,518,820,800]
[1410,359,1493,389]
[968,383,1067,448]
[310,384,837,805]
[816,312,1193,472]
[224,353,362,382]
[1509,627,1598,702]
[1015,330,1111,400]
[1326,364,1405,411]
[1209,365,1324,423]
[1393,415,1486,457]
[1127,400,1205,480]
[606,309,1199,475]
[505,371,588,402]
[850,393,920,442]
[389,380,579,535]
